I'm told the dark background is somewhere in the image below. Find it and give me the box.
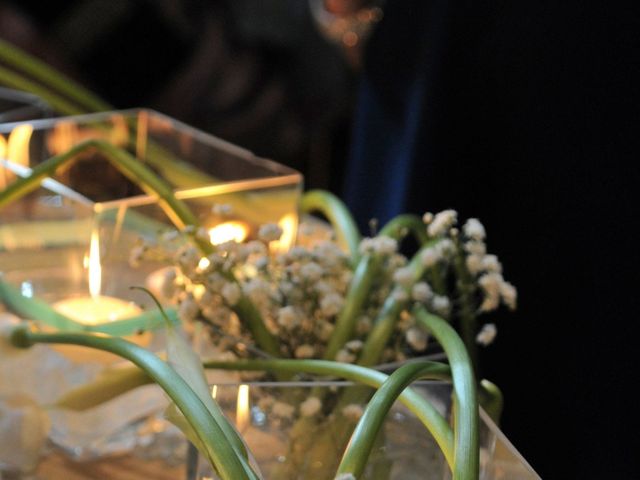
[2,1,640,477]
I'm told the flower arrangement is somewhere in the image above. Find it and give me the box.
[0,39,521,480]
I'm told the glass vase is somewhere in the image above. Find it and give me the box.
[189,381,540,480]
[0,109,302,324]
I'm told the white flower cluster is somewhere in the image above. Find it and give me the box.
[133,211,517,366]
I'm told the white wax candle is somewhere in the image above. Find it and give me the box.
[51,296,147,363]
[52,295,142,326]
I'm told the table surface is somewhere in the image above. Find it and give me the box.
[36,452,186,480]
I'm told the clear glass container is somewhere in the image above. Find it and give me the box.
[0,109,302,314]
[190,381,540,480]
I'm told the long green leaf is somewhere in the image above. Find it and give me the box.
[414,307,479,480]
[8,327,259,480]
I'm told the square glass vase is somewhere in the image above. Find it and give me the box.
[0,109,302,323]
[189,381,540,480]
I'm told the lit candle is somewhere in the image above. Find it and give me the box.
[52,229,142,325]
[236,384,250,433]
[50,229,146,362]
[52,295,142,326]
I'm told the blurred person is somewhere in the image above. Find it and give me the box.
[335,0,640,477]
[0,0,356,189]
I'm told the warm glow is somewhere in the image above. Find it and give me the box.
[46,121,76,155]
[198,257,211,270]
[211,385,218,400]
[236,384,250,432]
[46,118,129,155]
[208,221,249,245]
[0,124,33,188]
[88,229,102,299]
[269,213,298,253]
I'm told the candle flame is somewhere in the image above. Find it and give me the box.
[269,213,298,253]
[88,229,102,299]
[0,124,33,188]
[208,221,249,245]
[236,384,250,432]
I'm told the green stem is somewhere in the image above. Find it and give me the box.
[300,190,361,262]
[203,358,455,469]
[324,214,429,362]
[323,254,382,360]
[233,296,281,358]
[9,327,259,480]
[0,65,85,115]
[337,361,450,478]
[0,39,111,112]
[479,379,503,424]
[378,214,429,245]
[452,239,479,375]
[358,239,440,366]
[414,307,479,480]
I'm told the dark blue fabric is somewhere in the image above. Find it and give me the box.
[342,1,640,477]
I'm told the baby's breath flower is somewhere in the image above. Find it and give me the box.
[317,321,335,341]
[177,245,200,273]
[478,272,503,312]
[294,344,315,359]
[345,339,363,352]
[435,238,455,256]
[391,287,409,302]
[420,247,441,268]
[464,241,487,256]
[342,404,364,421]
[406,326,428,351]
[195,227,209,243]
[320,292,344,317]
[160,268,178,300]
[393,267,414,287]
[431,295,451,316]
[466,254,484,275]
[221,282,242,306]
[427,209,457,237]
[422,212,434,224]
[358,236,398,255]
[246,240,267,256]
[336,349,357,363]
[500,281,518,310]
[300,397,322,417]
[411,282,433,303]
[476,323,497,346]
[178,294,199,322]
[300,262,323,282]
[258,223,283,242]
[277,306,299,329]
[482,254,503,273]
[374,236,398,255]
[463,218,486,241]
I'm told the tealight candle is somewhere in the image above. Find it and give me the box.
[52,295,142,326]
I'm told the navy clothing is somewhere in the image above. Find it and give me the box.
[344,1,640,477]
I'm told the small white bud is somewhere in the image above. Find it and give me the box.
[476,323,497,346]
[221,282,242,306]
[463,218,486,241]
[427,210,457,237]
